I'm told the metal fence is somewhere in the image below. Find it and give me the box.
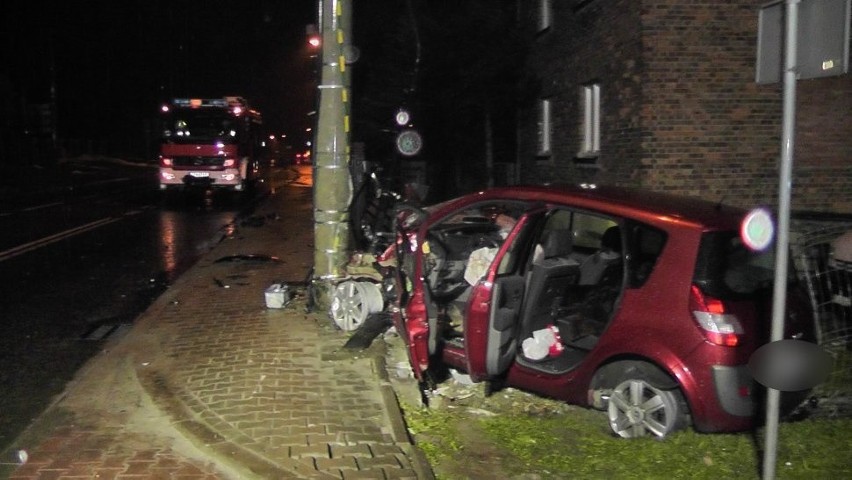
[791,218,852,417]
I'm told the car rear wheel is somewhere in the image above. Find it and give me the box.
[607,378,687,439]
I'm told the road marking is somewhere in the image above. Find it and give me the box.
[22,201,65,212]
[0,217,123,262]
[0,201,66,218]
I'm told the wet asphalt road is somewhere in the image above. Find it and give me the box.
[0,160,284,452]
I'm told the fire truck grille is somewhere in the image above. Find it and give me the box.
[173,156,225,168]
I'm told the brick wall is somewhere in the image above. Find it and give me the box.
[795,75,852,213]
[519,0,644,187]
[519,0,852,214]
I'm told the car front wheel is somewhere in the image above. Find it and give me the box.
[607,378,687,439]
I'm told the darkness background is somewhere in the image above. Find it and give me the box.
[2,0,316,161]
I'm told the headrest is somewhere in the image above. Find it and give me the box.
[543,229,573,258]
[601,226,622,252]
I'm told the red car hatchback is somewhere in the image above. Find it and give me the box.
[386,184,815,438]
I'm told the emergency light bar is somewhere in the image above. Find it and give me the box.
[171,98,229,108]
[164,97,257,118]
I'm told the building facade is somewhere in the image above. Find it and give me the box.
[517,0,851,214]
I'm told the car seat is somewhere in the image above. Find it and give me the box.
[579,226,622,285]
[522,229,580,337]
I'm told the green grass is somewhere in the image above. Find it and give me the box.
[402,401,852,480]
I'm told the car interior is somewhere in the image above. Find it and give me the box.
[421,204,638,375]
[513,214,625,373]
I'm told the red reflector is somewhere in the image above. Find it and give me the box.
[160,157,173,167]
[223,158,237,168]
[706,331,740,347]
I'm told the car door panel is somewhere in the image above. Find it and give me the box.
[485,274,525,375]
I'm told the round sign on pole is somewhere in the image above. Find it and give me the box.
[395,109,410,126]
[741,208,774,251]
[396,129,423,157]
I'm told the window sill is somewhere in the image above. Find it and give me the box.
[573,153,600,168]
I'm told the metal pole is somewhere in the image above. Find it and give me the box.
[762,1,799,478]
[313,0,353,308]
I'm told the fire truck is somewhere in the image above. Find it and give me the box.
[158,97,265,193]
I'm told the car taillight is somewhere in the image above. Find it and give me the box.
[223,158,237,168]
[160,157,173,167]
[689,284,743,347]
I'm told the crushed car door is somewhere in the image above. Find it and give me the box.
[388,205,433,381]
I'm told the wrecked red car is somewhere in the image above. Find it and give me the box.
[385,184,815,438]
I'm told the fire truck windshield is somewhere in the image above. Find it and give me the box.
[161,109,243,144]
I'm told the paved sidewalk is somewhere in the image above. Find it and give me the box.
[1,184,433,479]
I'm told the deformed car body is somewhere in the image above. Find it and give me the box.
[385,184,816,438]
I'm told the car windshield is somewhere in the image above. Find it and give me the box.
[693,231,783,299]
[162,109,241,144]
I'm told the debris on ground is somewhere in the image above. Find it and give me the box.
[343,312,393,349]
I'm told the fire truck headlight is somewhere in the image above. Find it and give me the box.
[160,157,173,167]
[223,158,237,168]
[223,174,236,181]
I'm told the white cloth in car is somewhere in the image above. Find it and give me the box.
[464,247,499,285]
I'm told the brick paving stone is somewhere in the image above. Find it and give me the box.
[383,468,420,480]
[356,456,404,471]
[290,444,332,459]
[314,456,359,471]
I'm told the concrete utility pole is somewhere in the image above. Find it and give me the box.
[312,0,353,309]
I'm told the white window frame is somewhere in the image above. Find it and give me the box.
[579,83,600,157]
[537,98,552,156]
[538,0,552,32]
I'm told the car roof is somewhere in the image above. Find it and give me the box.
[456,184,752,231]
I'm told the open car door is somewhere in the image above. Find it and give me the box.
[464,208,547,380]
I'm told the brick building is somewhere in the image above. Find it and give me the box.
[516,0,851,214]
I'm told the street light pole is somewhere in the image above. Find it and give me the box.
[312,0,353,309]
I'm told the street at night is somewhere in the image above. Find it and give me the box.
[0,160,294,452]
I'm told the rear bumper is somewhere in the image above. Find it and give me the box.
[690,363,809,432]
[712,365,755,417]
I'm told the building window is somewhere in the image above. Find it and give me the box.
[537,98,552,157]
[538,0,552,32]
[579,83,600,157]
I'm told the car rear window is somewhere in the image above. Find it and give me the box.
[693,232,777,299]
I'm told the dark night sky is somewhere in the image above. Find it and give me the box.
[2,0,317,156]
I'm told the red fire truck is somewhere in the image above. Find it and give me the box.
[158,97,265,193]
